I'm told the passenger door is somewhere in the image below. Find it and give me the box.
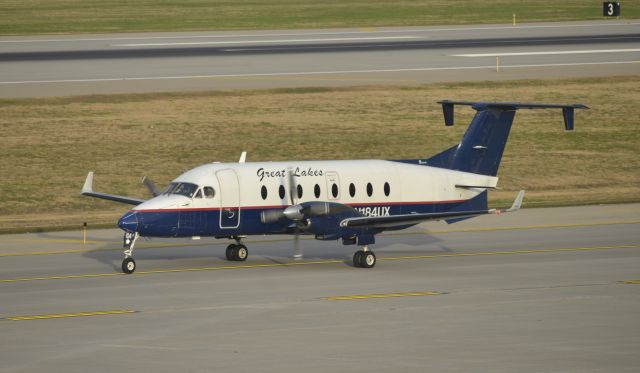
[216,169,241,229]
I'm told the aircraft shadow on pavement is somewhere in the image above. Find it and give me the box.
[79,232,450,272]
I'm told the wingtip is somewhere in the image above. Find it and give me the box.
[81,171,94,194]
[507,190,525,212]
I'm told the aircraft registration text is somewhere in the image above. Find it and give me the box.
[354,206,391,217]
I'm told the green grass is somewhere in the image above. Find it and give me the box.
[0,0,638,35]
[1,76,639,232]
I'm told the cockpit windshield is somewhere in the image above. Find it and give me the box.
[163,182,199,198]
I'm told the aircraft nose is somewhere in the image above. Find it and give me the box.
[118,211,139,232]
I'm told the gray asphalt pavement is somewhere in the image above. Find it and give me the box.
[1,20,639,97]
[1,203,639,372]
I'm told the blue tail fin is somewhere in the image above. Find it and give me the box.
[427,101,588,176]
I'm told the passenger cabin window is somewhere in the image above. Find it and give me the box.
[366,183,373,197]
[204,187,215,198]
[314,184,321,198]
[384,182,390,197]
[279,185,286,200]
[331,183,339,198]
[297,184,303,199]
[261,185,268,200]
[349,183,356,197]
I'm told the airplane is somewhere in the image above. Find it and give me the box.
[81,100,587,274]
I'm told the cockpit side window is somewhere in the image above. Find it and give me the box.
[194,189,203,199]
[203,186,215,198]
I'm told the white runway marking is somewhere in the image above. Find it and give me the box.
[112,36,418,47]
[0,60,637,85]
[0,22,637,44]
[453,49,640,57]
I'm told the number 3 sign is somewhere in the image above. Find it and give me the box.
[603,2,621,17]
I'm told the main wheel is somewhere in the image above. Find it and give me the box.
[225,244,236,261]
[122,257,136,274]
[235,244,248,261]
[361,251,376,268]
[353,250,364,267]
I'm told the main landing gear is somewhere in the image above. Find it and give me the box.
[225,237,248,262]
[353,245,376,268]
[122,231,139,274]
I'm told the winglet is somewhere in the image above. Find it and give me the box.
[506,190,525,212]
[81,171,94,194]
[238,151,247,163]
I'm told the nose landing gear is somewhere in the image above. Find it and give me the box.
[122,232,139,274]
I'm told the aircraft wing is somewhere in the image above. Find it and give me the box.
[340,191,524,229]
[80,172,145,206]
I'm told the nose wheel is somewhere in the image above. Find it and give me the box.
[122,257,136,274]
[121,232,139,274]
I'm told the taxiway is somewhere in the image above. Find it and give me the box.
[1,203,639,372]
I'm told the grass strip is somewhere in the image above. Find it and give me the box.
[1,1,638,35]
[0,76,638,232]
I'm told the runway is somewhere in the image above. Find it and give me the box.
[1,203,639,372]
[1,20,639,97]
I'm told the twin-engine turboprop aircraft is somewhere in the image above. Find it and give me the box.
[81,100,587,274]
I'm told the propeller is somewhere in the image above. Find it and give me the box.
[287,168,303,261]
[259,169,357,261]
[142,176,161,197]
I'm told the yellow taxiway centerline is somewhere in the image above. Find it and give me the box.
[323,291,441,301]
[621,280,640,284]
[6,310,136,321]
[0,244,638,284]
[1,220,638,258]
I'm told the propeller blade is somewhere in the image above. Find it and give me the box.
[292,231,303,260]
[287,168,297,206]
[142,176,161,197]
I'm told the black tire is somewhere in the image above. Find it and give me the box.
[353,250,364,267]
[235,244,248,261]
[225,244,236,261]
[122,257,136,274]
[361,251,376,268]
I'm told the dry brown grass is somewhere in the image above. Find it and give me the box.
[1,76,639,232]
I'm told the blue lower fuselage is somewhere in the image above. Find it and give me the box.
[118,198,481,239]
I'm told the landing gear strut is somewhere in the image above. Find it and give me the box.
[353,245,376,268]
[225,236,248,261]
[122,232,139,274]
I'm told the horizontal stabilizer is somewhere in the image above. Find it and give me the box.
[438,100,588,131]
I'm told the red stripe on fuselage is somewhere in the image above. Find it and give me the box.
[132,200,466,213]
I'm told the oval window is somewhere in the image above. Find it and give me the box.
[349,183,356,197]
[204,186,216,198]
[261,185,268,200]
[332,183,339,198]
[279,185,285,200]
[297,184,303,199]
[384,182,390,197]
[314,184,321,198]
[367,183,373,197]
